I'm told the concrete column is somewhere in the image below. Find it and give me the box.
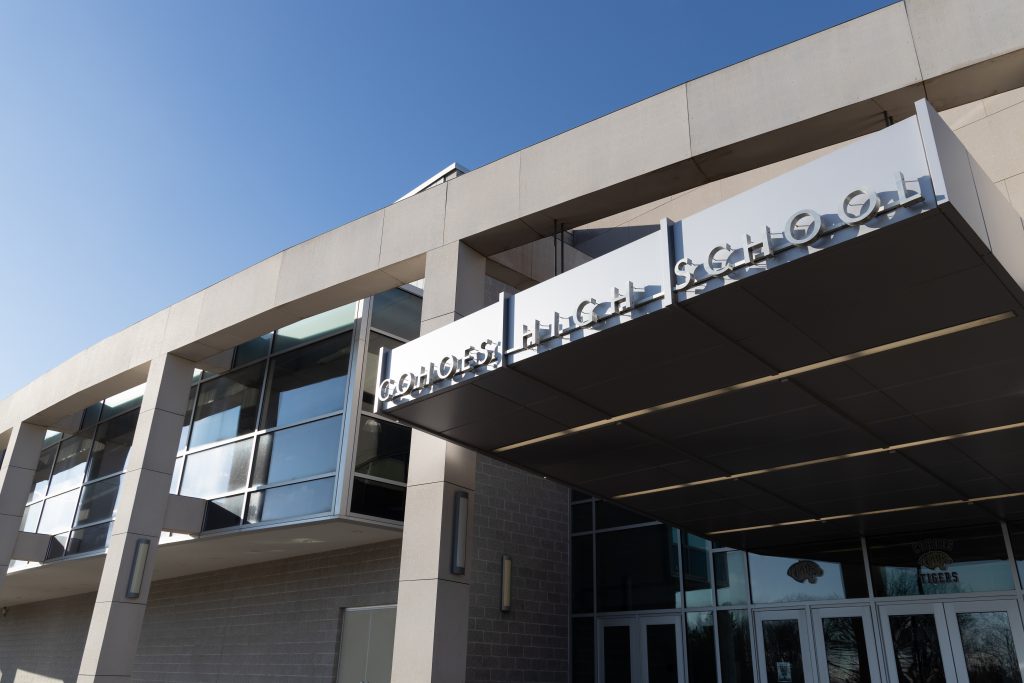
[77,353,194,683]
[0,421,46,586]
[390,242,486,683]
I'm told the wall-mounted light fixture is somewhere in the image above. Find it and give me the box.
[500,555,512,612]
[126,539,151,599]
[451,491,469,575]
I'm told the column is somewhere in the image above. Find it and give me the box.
[390,242,486,683]
[77,353,194,682]
[0,421,46,587]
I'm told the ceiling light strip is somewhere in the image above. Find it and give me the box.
[613,418,1024,500]
[706,490,1024,536]
[494,311,1014,454]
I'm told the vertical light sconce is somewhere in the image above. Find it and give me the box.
[500,555,512,612]
[451,491,469,575]
[126,538,151,599]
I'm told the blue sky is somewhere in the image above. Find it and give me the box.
[0,0,893,400]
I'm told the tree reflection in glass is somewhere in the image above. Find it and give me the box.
[956,611,1023,683]
[889,614,946,683]
[821,617,870,683]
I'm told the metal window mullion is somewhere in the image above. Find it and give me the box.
[1002,521,1023,593]
[339,297,371,517]
[180,380,201,457]
[351,472,407,487]
[253,471,337,493]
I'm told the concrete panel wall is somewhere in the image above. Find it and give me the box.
[467,456,569,682]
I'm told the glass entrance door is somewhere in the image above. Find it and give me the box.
[754,609,815,683]
[598,615,683,683]
[880,600,1024,682]
[811,606,882,682]
[879,603,957,682]
[944,600,1024,683]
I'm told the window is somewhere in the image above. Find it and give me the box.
[179,439,252,500]
[19,395,141,561]
[868,525,1013,596]
[262,334,350,429]
[253,416,343,486]
[596,525,680,612]
[354,416,410,482]
[189,364,264,448]
[749,539,867,603]
[370,288,421,341]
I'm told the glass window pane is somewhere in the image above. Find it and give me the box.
[715,550,749,606]
[247,477,334,523]
[42,430,62,448]
[355,416,410,482]
[204,494,244,531]
[363,333,403,410]
[761,618,806,683]
[371,289,422,341]
[263,334,350,429]
[234,333,272,367]
[30,445,57,502]
[572,502,593,533]
[170,456,184,495]
[180,439,252,499]
[21,502,42,533]
[596,525,680,611]
[66,523,110,556]
[686,612,718,683]
[178,384,197,452]
[88,409,138,481]
[821,616,872,683]
[603,624,632,683]
[350,477,405,521]
[49,430,94,495]
[81,402,102,429]
[76,476,121,526]
[595,501,651,529]
[46,533,69,560]
[869,525,1013,597]
[253,416,343,486]
[38,489,79,535]
[273,304,356,353]
[572,535,593,614]
[190,364,264,448]
[684,534,713,608]
[718,609,754,683]
[750,539,867,603]
[888,614,948,682]
[956,611,1023,683]
[571,618,595,683]
[645,623,680,683]
[100,384,145,421]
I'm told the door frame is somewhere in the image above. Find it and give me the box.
[638,614,684,683]
[598,615,642,683]
[810,604,883,683]
[942,598,1024,682]
[877,601,957,683]
[753,608,815,683]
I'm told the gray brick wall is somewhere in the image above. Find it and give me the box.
[0,458,572,683]
[0,540,400,683]
[134,539,401,682]
[0,591,94,683]
[467,455,570,683]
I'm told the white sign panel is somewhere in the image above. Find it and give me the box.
[377,116,938,413]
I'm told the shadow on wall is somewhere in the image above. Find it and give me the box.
[0,592,95,683]
[571,224,660,258]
